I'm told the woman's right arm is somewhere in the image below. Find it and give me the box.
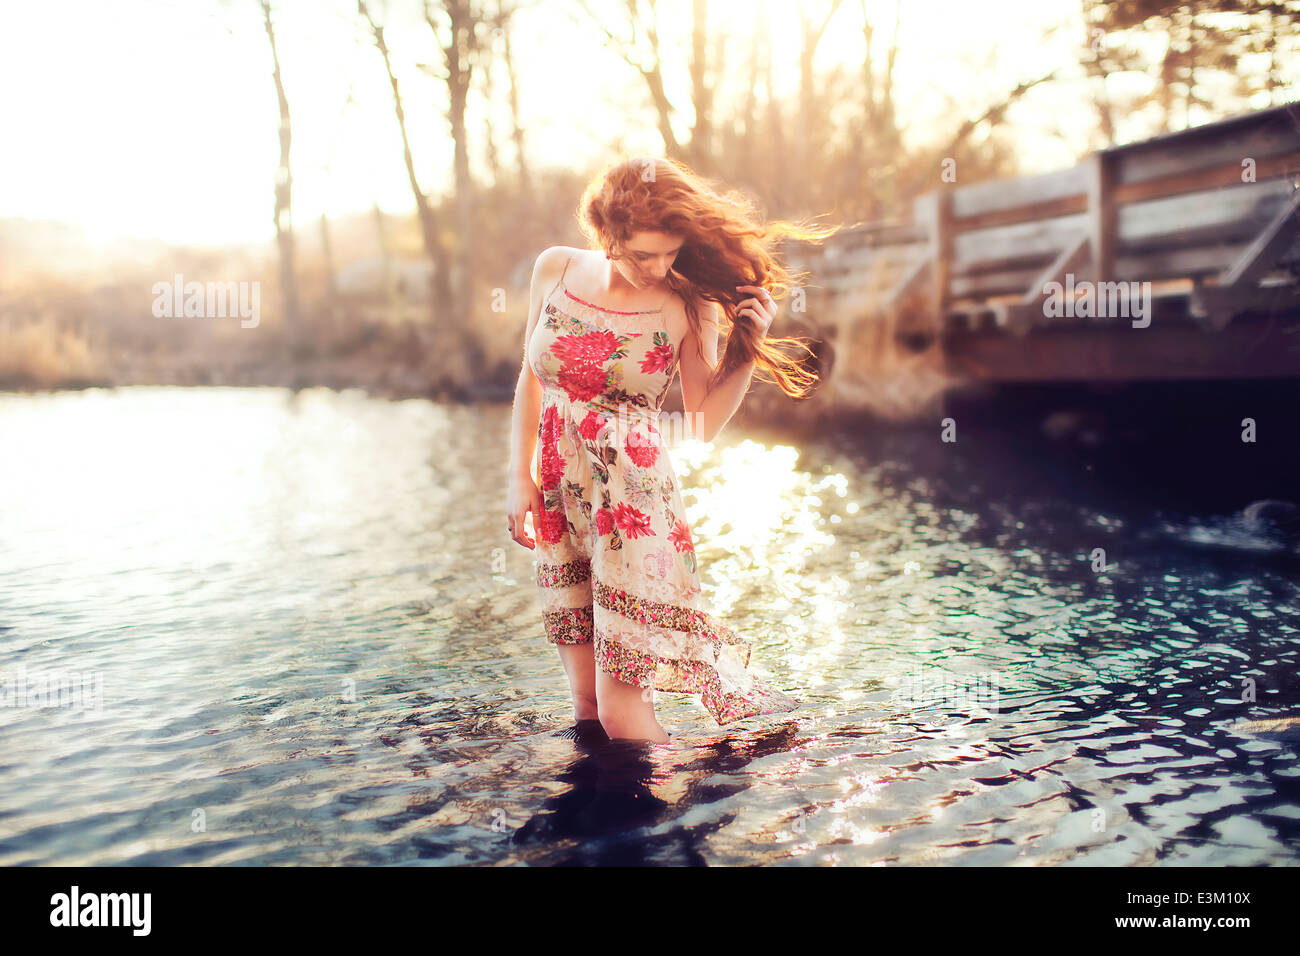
[506,246,565,548]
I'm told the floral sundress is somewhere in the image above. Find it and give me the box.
[525,255,798,726]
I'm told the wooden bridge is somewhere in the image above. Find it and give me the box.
[786,102,1300,413]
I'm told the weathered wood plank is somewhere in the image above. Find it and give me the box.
[950,165,1089,219]
[951,213,1089,274]
[1115,238,1300,278]
[1117,176,1297,248]
[950,269,1043,299]
[1113,150,1300,206]
[1111,108,1300,186]
[946,237,1300,298]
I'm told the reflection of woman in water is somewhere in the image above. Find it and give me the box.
[505,156,839,744]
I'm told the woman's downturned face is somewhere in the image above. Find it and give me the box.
[615,231,683,288]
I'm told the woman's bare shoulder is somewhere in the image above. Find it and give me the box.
[533,244,582,278]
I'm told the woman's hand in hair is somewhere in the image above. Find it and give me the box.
[735,285,776,337]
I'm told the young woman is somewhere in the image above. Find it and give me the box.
[506,157,837,744]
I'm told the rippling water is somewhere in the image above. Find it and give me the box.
[1,385,1297,865]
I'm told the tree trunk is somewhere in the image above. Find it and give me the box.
[432,0,485,375]
[687,0,714,174]
[319,213,341,338]
[577,0,684,161]
[372,203,397,326]
[358,1,452,324]
[261,0,298,336]
[499,4,532,200]
[426,0,491,383]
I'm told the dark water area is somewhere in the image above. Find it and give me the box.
[938,377,1300,511]
[0,382,1297,865]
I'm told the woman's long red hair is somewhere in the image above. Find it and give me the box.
[577,157,842,399]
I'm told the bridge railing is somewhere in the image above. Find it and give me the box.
[798,102,1300,342]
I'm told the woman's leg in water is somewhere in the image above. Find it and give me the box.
[556,642,599,721]
[596,668,669,744]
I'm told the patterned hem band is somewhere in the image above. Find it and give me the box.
[543,606,594,645]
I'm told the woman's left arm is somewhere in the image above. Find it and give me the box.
[677,286,774,443]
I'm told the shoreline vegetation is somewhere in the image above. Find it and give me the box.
[0,198,556,406]
[0,204,835,426]
[0,310,821,434]
[0,314,519,404]
[0,299,520,404]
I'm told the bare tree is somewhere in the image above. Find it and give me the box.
[939,69,1060,160]
[861,0,901,155]
[261,0,299,334]
[317,79,357,335]
[479,6,504,187]
[425,0,484,373]
[795,0,846,206]
[852,0,904,218]
[576,0,686,161]
[761,4,788,211]
[357,0,452,317]
[372,202,399,325]
[319,212,341,333]
[686,0,715,173]
[495,1,533,199]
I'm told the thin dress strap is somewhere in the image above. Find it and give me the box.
[547,255,573,300]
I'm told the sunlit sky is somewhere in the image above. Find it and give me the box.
[0,0,1285,246]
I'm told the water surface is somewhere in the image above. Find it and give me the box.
[1,385,1297,865]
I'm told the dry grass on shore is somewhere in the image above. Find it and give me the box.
[0,322,102,389]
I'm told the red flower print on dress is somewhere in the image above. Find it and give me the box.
[538,508,567,544]
[639,343,673,375]
[557,362,608,403]
[540,446,564,491]
[539,405,564,490]
[577,409,606,442]
[613,502,654,539]
[551,330,618,366]
[624,429,658,467]
[669,519,694,553]
[595,508,615,535]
